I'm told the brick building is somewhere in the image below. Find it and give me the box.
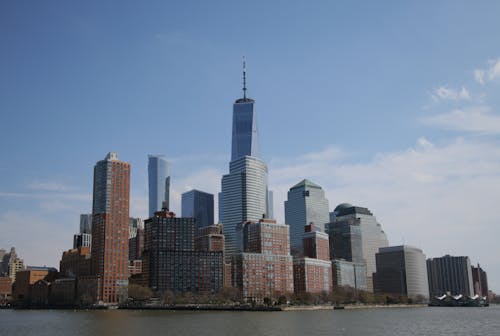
[59,247,91,278]
[293,224,332,295]
[90,152,130,303]
[234,219,294,302]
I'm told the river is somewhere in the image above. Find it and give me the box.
[1,305,499,336]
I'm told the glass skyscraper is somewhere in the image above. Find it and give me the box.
[181,189,215,228]
[219,61,271,259]
[327,203,389,292]
[284,179,330,255]
[148,155,170,217]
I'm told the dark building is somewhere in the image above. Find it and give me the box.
[182,189,214,228]
[326,216,363,263]
[59,246,91,278]
[471,264,488,297]
[427,255,474,297]
[143,208,223,294]
[194,224,224,252]
[129,227,144,261]
[373,246,429,299]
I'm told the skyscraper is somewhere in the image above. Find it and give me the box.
[426,255,474,297]
[231,59,259,161]
[181,189,214,228]
[220,60,270,259]
[373,245,429,300]
[148,155,170,217]
[90,152,130,303]
[285,179,330,255]
[326,203,388,292]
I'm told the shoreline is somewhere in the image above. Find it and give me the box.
[5,303,429,312]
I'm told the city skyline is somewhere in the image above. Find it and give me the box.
[1,1,500,292]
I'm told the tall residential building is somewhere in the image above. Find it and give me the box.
[234,219,294,301]
[148,155,170,217]
[293,224,332,295]
[2,248,24,283]
[90,152,130,303]
[220,62,270,259]
[129,217,143,239]
[327,203,388,292]
[285,179,330,255]
[471,264,488,297]
[143,208,223,294]
[426,255,474,297]
[373,245,429,300]
[181,189,214,228]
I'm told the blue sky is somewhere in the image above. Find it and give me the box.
[2,1,500,291]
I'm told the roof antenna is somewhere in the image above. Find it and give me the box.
[243,56,247,99]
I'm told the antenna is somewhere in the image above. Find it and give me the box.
[243,56,247,99]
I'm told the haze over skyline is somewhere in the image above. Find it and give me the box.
[1,1,500,291]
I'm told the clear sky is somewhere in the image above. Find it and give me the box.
[1,1,500,291]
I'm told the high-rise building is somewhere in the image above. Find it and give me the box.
[2,248,24,283]
[285,179,330,255]
[327,203,388,292]
[293,224,332,295]
[143,208,223,294]
[148,155,170,217]
[220,63,271,260]
[80,214,92,234]
[73,233,91,250]
[233,219,294,302]
[471,264,488,297]
[181,189,214,228]
[129,217,143,239]
[373,245,429,300]
[90,152,130,303]
[426,255,474,297]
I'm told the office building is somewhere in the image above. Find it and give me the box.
[471,264,488,297]
[143,208,223,294]
[90,152,130,303]
[426,255,474,297]
[80,214,92,234]
[285,179,329,255]
[219,61,271,260]
[373,245,429,299]
[332,259,367,290]
[182,189,214,228]
[327,203,388,292]
[148,155,170,217]
[233,219,294,302]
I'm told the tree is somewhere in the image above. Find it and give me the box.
[128,284,152,302]
[161,290,176,305]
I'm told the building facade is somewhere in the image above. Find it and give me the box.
[143,209,223,294]
[373,245,429,300]
[471,264,488,297]
[181,189,214,228]
[148,154,170,217]
[90,152,130,303]
[426,255,474,297]
[332,259,367,291]
[59,246,91,278]
[233,219,294,302]
[327,203,388,292]
[293,224,332,295]
[285,179,330,256]
[219,63,271,260]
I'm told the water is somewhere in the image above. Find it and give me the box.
[1,306,499,336]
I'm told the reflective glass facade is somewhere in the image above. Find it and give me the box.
[181,189,214,228]
[284,180,330,255]
[148,155,170,217]
[231,100,259,161]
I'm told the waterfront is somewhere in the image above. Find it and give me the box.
[1,305,499,336]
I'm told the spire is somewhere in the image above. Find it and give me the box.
[242,56,247,99]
